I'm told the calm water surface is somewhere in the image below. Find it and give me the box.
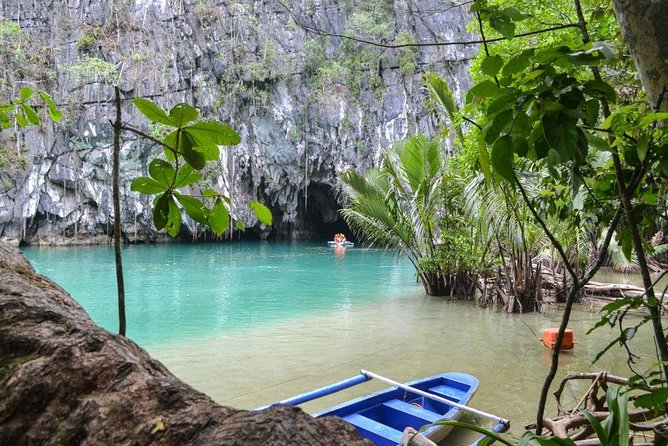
[22,243,659,443]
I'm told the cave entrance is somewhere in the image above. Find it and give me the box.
[297,182,352,241]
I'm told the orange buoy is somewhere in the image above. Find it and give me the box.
[541,328,574,350]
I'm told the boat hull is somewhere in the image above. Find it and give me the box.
[314,372,479,446]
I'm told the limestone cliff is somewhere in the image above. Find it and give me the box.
[0,0,475,244]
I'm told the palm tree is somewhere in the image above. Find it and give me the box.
[338,134,453,295]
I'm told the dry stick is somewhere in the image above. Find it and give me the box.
[112,86,126,337]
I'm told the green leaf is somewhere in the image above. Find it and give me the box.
[39,92,62,122]
[209,198,230,236]
[131,177,166,194]
[491,135,515,182]
[490,15,515,39]
[153,194,170,230]
[481,55,503,77]
[582,411,608,444]
[621,231,633,261]
[588,134,611,152]
[203,189,220,198]
[194,144,220,161]
[183,121,241,146]
[175,193,209,224]
[21,104,41,125]
[478,138,492,183]
[235,220,246,231]
[250,200,273,225]
[173,164,202,188]
[634,388,668,412]
[148,159,176,187]
[584,80,617,103]
[15,112,28,128]
[471,80,501,98]
[182,145,206,170]
[132,98,174,126]
[639,112,668,128]
[19,86,33,101]
[502,50,533,77]
[637,134,649,162]
[165,196,182,237]
[169,103,198,127]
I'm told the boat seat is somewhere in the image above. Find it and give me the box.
[344,413,402,446]
[428,384,466,402]
[382,399,442,423]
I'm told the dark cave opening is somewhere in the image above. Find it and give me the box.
[297,182,353,241]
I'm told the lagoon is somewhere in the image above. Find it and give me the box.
[22,242,657,444]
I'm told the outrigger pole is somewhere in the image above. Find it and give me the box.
[360,370,510,426]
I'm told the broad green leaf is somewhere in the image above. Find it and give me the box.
[637,134,649,162]
[19,86,33,101]
[639,112,668,128]
[634,388,668,412]
[194,144,221,161]
[584,80,616,103]
[491,135,514,182]
[481,55,503,77]
[162,130,178,161]
[250,200,272,225]
[39,92,63,122]
[235,221,246,231]
[470,80,501,98]
[165,196,182,237]
[21,104,41,125]
[131,177,166,194]
[585,99,600,126]
[489,15,515,39]
[502,50,533,77]
[173,164,201,188]
[148,159,176,187]
[153,194,170,230]
[621,231,633,261]
[203,189,219,198]
[209,198,230,236]
[588,134,611,152]
[175,193,209,224]
[132,98,174,126]
[182,145,206,170]
[183,121,241,146]
[169,103,198,127]
[502,7,528,21]
[547,149,561,177]
[0,110,9,125]
[15,112,28,128]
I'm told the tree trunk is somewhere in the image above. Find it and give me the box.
[0,242,372,446]
[611,0,668,112]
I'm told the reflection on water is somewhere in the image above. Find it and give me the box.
[22,243,658,444]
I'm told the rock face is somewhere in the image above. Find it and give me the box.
[0,0,475,244]
[0,241,373,445]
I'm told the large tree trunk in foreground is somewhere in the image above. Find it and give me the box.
[611,0,668,112]
[0,243,372,445]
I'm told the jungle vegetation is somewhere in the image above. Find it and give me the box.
[335,0,668,443]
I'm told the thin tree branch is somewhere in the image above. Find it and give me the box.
[275,0,579,49]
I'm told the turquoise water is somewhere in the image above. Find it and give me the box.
[20,242,659,441]
[22,242,419,347]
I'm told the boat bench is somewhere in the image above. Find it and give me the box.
[344,399,442,446]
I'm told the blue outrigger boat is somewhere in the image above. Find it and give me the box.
[257,369,509,446]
